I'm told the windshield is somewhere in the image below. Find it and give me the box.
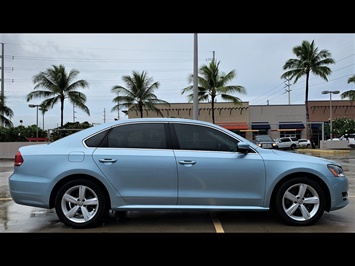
[255,135,273,142]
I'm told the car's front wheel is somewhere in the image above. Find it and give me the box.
[275,177,325,226]
[54,179,107,229]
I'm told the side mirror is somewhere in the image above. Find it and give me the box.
[237,142,250,154]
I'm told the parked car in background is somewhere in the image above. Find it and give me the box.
[298,139,312,148]
[252,134,277,149]
[335,134,355,148]
[274,137,299,150]
[345,133,355,148]
[8,118,349,229]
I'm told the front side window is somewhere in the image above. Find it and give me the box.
[174,123,238,151]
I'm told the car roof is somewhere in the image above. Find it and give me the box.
[49,118,237,146]
[106,118,226,132]
[85,118,217,132]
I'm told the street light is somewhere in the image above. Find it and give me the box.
[321,90,340,140]
[28,104,40,140]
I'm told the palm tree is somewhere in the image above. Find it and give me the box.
[181,59,246,124]
[39,104,48,130]
[280,40,335,147]
[112,70,170,118]
[0,95,14,127]
[341,75,355,102]
[27,64,90,128]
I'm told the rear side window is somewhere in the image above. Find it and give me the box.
[85,130,109,147]
[105,123,167,149]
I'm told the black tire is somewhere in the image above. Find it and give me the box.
[275,177,325,226]
[290,144,296,150]
[54,179,107,229]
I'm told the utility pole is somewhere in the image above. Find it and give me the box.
[284,78,291,105]
[206,51,215,62]
[1,43,4,127]
[193,33,198,120]
[117,91,120,120]
[1,43,4,97]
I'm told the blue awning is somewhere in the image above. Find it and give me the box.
[251,122,271,130]
[279,122,305,129]
[311,123,322,129]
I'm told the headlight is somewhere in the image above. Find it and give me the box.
[327,164,345,177]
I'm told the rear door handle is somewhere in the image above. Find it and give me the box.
[178,160,196,165]
[99,158,117,163]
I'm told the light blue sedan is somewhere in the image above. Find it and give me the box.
[9,118,349,229]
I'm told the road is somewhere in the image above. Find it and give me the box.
[1,149,354,233]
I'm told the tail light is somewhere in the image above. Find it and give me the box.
[14,151,24,166]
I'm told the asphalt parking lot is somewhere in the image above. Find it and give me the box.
[1,149,354,233]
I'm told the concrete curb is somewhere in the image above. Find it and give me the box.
[297,149,351,154]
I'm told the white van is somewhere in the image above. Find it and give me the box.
[347,133,355,148]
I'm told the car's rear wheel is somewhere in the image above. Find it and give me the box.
[54,179,107,229]
[275,177,325,226]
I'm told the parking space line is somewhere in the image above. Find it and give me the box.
[209,212,224,233]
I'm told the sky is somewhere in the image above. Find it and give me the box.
[1,33,354,130]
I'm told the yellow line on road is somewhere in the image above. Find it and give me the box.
[210,212,224,233]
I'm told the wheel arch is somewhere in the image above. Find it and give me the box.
[270,172,331,212]
[49,174,111,210]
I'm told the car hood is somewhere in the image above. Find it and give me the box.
[259,148,339,165]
